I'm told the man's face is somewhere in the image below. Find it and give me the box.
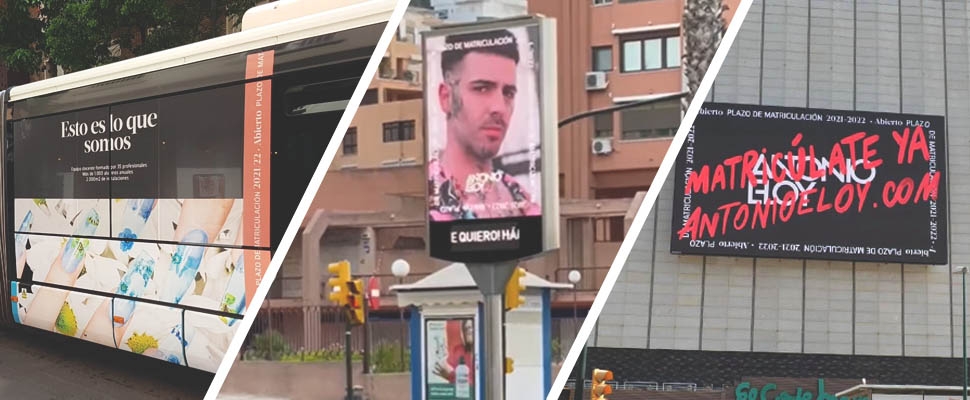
[440,51,518,162]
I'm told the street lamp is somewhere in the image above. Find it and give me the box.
[956,266,968,400]
[568,270,582,338]
[392,259,410,370]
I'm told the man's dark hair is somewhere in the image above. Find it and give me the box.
[440,29,519,76]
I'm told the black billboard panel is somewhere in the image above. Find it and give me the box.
[671,103,947,264]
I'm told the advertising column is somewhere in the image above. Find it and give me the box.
[422,16,558,400]
[424,18,559,264]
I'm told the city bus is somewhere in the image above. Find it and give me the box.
[0,0,397,372]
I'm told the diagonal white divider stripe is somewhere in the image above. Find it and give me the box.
[546,1,756,398]
[203,1,412,398]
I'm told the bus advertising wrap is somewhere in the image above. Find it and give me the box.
[423,17,559,263]
[671,103,947,265]
[8,50,274,370]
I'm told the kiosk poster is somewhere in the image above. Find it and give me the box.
[671,102,947,264]
[423,17,559,263]
[426,318,477,400]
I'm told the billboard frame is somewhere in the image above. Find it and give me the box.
[421,15,559,264]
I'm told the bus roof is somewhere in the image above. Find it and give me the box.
[9,0,396,102]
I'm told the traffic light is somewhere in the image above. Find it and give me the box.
[591,369,613,400]
[327,261,351,306]
[505,267,527,311]
[505,357,514,374]
[347,278,366,325]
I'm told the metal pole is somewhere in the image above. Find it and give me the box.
[363,293,370,374]
[484,293,506,400]
[573,288,578,333]
[573,345,587,400]
[963,269,966,400]
[466,262,516,400]
[346,319,354,400]
[268,306,274,360]
[399,277,405,370]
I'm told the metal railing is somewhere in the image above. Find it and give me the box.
[564,380,706,392]
[240,303,586,366]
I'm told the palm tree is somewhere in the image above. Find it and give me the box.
[681,0,727,115]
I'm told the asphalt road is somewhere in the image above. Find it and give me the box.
[0,325,213,399]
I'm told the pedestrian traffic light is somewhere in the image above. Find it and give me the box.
[347,278,366,325]
[591,369,613,400]
[327,261,351,306]
[505,267,527,311]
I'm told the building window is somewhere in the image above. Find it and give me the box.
[393,236,426,249]
[596,186,649,199]
[666,36,681,68]
[383,120,416,142]
[620,100,680,140]
[593,0,612,5]
[343,128,358,155]
[593,114,613,138]
[592,46,613,72]
[622,40,642,72]
[595,216,626,242]
[620,31,680,73]
[362,89,378,105]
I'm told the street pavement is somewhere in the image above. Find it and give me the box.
[0,325,212,399]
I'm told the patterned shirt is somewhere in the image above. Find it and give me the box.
[428,159,540,221]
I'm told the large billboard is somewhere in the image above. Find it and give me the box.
[671,103,947,264]
[423,17,558,263]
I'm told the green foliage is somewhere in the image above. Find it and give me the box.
[246,340,411,374]
[1,0,258,75]
[551,337,562,363]
[371,342,410,373]
[277,344,363,363]
[0,1,46,74]
[244,330,291,361]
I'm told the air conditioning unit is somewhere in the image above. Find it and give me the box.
[585,71,607,91]
[591,137,613,155]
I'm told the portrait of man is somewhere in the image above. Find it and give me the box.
[426,28,542,222]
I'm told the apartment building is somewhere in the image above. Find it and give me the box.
[261,1,739,351]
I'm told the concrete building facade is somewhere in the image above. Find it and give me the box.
[589,0,970,390]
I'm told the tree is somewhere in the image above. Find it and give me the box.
[681,0,727,115]
[1,0,257,76]
[0,1,48,75]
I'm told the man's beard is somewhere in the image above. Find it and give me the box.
[470,142,499,160]
[463,118,507,161]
